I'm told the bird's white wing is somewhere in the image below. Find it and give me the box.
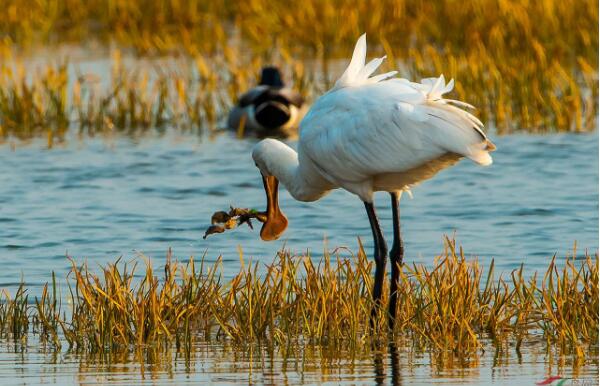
[300,79,493,185]
[298,34,494,196]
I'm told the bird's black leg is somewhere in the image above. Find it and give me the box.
[388,192,404,330]
[364,201,388,329]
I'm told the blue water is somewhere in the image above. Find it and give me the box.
[0,130,598,385]
[0,131,597,296]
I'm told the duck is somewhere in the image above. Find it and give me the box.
[227,66,306,137]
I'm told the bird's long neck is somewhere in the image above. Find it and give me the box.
[265,142,332,202]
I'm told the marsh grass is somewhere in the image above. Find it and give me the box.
[0,48,316,144]
[0,0,597,140]
[0,239,597,370]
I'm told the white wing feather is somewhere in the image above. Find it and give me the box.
[299,34,494,198]
[333,34,397,90]
[334,34,367,89]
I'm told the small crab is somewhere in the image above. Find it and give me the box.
[203,206,268,239]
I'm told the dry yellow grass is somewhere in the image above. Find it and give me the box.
[0,0,597,139]
[0,239,597,369]
[0,49,312,143]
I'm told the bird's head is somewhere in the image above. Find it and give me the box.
[252,139,289,241]
[259,66,284,88]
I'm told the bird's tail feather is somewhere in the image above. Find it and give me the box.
[395,74,495,166]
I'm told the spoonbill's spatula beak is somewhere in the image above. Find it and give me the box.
[260,175,288,241]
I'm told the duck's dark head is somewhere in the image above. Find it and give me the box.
[259,67,284,88]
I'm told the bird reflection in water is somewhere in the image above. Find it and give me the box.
[373,342,402,386]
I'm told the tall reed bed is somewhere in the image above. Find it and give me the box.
[0,49,314,144]
[0,0,597,137]
[0,240,597,368]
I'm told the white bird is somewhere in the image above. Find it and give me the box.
[252,34,495,328]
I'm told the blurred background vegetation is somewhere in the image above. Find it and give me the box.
[0,0,597,142]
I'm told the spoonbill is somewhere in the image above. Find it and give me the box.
[228,66,306,137]
[252,35,495,328]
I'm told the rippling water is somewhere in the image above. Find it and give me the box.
[0,130,598,384]
[0,131,598,294]
[0,338,597,385]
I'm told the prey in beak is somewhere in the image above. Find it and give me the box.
[260,175,288,241]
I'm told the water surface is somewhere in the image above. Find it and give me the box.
[0,130,598,385]
[0,338,596,385]
[0,131,597,296]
